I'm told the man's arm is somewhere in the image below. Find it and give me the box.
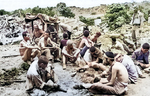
[106,66,117,86]
[62,47,74,58]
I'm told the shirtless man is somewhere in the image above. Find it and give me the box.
[74,52,129,95]
[38,31,60,62]
[62,40,80,70]
[78,30,94,57]
[19,31,40,64]
[90,32,101,43]
[33,24,45,44]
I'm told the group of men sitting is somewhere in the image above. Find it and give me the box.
[20,24,150,95]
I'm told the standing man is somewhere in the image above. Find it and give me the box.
[132,43,150,77]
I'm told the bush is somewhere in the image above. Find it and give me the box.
[104,3,131,31]
[79,16,94,26]
[57,2,75,18]
[91,12,96,15]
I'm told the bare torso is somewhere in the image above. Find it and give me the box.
[113,62,129,83]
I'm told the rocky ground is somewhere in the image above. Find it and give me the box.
[0,43,150,96]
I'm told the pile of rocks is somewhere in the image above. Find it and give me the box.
[0,15,25,45]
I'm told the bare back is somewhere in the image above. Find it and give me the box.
[112,62,129,83]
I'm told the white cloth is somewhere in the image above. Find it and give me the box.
[83,49,92,62]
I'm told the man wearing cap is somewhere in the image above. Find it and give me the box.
[132,43,150,76]
[88,52,129,95]
[74,52,129,95]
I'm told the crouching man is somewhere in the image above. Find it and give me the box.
[62,40,80,70]
[26,56,58,92]
[74,52,129,95]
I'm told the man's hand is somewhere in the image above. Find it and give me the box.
[87,62,92,67]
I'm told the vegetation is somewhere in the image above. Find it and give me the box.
[104,3,131,31]
[79,16,95,26]
[0,9,10,15]
[56,2,75,18]
[0,62,29,86]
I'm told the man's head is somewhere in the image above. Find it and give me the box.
[63,33,68,39]
[104,52,115,64]
[34,25,39,31]
[90,46,96,55]
[38,56,48,69]
[96,32,101,37]
[142,43,149,53]
[22,31,30,40]
[83,30,89,37]
[67,40,73,50]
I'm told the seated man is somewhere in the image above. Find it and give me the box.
[132,43,150,77]
[78,30,94,57]
[75,52,129,95]
[62,40,80,70]
[60,33,68,50]
[38,31,60,62]
[82,46,107,71]
[115,54,138,83]
[26,56,58,92]
[19,31,40,64]
[33,24,45,44]
[90,32,101,43]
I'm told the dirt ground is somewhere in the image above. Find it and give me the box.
[0,44,150,96]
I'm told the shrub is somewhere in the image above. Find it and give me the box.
[79,16,94,26]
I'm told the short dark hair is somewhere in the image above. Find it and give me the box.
[112,38,116,42]
[38,56,48,65]
[142,43,150,49]
[63,33,68,39]
[22,31,27,38]
[90,46,96,52]
[83,30,89,37]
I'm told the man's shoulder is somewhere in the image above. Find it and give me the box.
[134,48,141,53]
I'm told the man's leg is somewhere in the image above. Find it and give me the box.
[42,49,53,61]
[89,83,116,95]
[135,65,145,78]
[54,48,60,60]
[31,49,41,59]
[80,46,89,57]
[22,48,32,62]
[62,55,67,70]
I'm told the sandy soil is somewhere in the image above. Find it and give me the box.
[0,44,150,96]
